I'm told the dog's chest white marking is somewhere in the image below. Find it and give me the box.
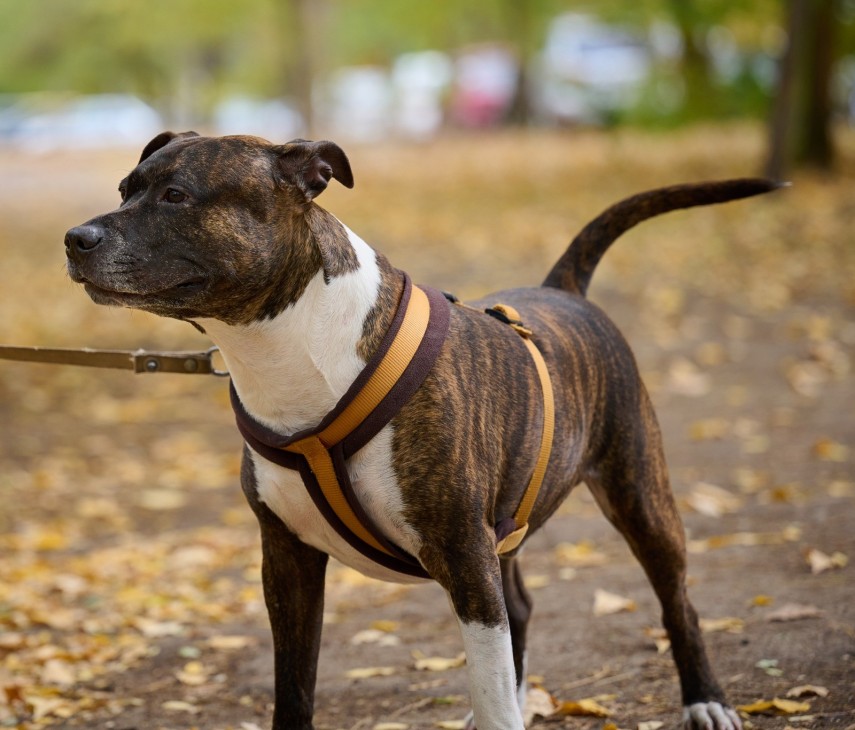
[250,426,424,583]
[198,226,424,583]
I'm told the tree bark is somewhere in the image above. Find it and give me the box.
[766,0,836,179]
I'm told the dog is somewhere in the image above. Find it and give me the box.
[65,132,778,730]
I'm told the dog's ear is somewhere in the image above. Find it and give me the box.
[138,131,200,163]
[275,139,354,201]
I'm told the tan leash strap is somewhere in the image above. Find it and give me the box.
[284,285,432,557]
[488,304,556,555]
[0,344,227,375]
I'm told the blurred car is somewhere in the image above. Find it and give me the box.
[532,13,651,125]
[450,44,519,128]
[320,66,393,143]
[2,94,163,152]
[213,96,303,141]
[392,50,453,140]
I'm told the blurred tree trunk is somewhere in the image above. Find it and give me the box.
[502,0,534,125]
[766,0,836,178]
[283,0,320,136]
[667,0,717,119]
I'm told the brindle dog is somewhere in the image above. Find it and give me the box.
[65,132,779,729]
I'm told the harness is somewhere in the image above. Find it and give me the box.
[230,273,554,579]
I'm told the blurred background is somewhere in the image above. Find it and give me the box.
[1,2,854,729]
[0,0,853,176]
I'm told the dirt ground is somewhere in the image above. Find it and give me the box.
[0,125,853,730]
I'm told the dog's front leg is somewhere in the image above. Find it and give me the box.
[242,454,328,730]
[421,541,525,730]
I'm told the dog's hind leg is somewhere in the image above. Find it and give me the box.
[586,396,741,730]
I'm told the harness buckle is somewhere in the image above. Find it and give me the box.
[485,305,533,338]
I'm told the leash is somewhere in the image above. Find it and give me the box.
[0,344,229,376]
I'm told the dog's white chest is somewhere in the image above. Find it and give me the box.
[249,425,427,584]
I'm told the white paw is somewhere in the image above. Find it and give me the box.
[683,702,742,730]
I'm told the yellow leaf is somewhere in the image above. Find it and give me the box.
[371,620,400,632]
[812,438,849,462]
[736,698,810,715]
[413,652,466,672]
[374,723,409,730]
[523,574,551,589]
[435,722,466,730]
[593,589,636,616]
[806,548,848,574]
[556,698,612,717]
[161,700,200,713]
[345,666,397,679]
[206,635,256,650]
[751,595,774,607]
[554,540,608,567]
[699,617,744,634]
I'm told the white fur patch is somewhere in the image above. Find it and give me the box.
[458,621,525,730]
[199,225,425,583]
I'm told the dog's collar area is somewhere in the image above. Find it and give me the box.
[232,276,554,577]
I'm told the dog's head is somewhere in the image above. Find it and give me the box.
[64,132,354,324]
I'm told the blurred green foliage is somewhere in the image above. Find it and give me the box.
[0,0,851,126]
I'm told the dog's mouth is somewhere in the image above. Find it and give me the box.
[78,275,208,306]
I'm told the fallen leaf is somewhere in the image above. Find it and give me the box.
[371,620,400,632]
[812,438,849,462]
[806,548,848,574]
[206,635,256,651]
[755,658,783,677]
[786,685,829,698]
[700,617,744,634]
[161,700,200,714]
[685,483,743,517]
[374,723,409,730]
[555,697,612,717]
[345,666,397,679]
[751,595,774,607]
[554,540,608,567]
[351,629,401,647]
[737,698,810,715]
[666,357,711,397]
[435,721,466,730]
[689,418,730,441]
[523,574,551,589]
[638,722,665,730]
[593,589,637,616]
[176,660,210,686]
[133,618,185,637]
[413,651,466,672]
[766,603,824,622]
[523,686,557,724]
[136,488,187,511]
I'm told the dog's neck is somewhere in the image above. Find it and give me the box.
[197,224,399,436]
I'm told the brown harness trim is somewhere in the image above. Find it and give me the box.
[231,275,555,578]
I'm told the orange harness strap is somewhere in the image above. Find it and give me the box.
[284,285,432,558]
[484,304,555,554]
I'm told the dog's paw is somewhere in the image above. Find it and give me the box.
[682,702,742,730]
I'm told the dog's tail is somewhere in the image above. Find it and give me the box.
[543,178,784,297]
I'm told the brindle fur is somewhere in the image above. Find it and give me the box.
[66,133,779,730]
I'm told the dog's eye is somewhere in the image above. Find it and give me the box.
[118,184,127,201]
[163,188,187,204]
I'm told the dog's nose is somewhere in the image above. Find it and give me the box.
[65,225,104,254]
